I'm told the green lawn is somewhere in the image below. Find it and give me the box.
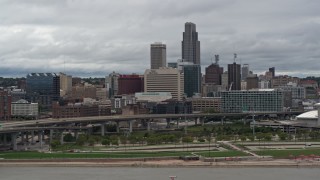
[0,150,250,159]
[0,151,193,159]
[254,148,320,158]
[196,150,248,157]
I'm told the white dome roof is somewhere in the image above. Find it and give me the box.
[297,110,318,120]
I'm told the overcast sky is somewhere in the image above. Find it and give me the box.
[0,0,319,78]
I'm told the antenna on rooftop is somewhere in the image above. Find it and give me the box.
[215,54,219,65]
[233,53,237,63]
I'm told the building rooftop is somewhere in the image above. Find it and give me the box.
[296,110,318,120]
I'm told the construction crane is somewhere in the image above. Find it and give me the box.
[229,82,233,91]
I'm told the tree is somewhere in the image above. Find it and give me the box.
[240,135,247,142]
[88,137,95,146]
[101,139,110,146]
[278,132,288,141]
[146,136,158,145]
[248,135,255,141]
[264,133,272,141]
[50,140,61,149]
[128,135,138,145]
[256,132,263,146]
[63,133,75,142]
[119,135,127,145]
[182,136,193,143]
[76,135,86,146]
[109,135,119,146]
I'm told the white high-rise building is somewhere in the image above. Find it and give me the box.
[221,71,229,91]
[241,64,249,80]
[144,67,184,101]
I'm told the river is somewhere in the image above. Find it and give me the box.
[0,167,319,180]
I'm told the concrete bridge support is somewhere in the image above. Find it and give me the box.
[101,123,106,136]
[39,131,43,149]
[166,118,171,128]
[74,131,79,140]
[11,133,18,151]
[60,131,64,145]
[202,118,205,126]
[21,132,25,144]
[116,121,120,133]
[147,120,151,132]
[31,131,35,144]
[21,132,26,149]
[176,119,179,128]
[26,132,29,144]
[3,134,7,146]
[37,131,41,143]
[49,129,53,144]
[194,118,198,125]
[129,120,133,133]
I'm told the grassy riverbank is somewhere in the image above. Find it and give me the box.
[254,148,320,158]
[0,150,249,159]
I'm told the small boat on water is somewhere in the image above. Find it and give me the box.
[169,176,177,180]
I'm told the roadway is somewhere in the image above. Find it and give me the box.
[0,112,302,134]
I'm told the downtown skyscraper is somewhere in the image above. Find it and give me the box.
[150,42,166,69]
[228,62,241,90]
[182,22,200,65]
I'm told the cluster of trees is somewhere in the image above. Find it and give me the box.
[50,123,320,150]
[81,77,105,85]
[0,77,24,87]
[51,131,197,149]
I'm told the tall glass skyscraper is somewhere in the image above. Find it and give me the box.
[182,22,200,65]
[183,64,201,97]
[26,73,60,110]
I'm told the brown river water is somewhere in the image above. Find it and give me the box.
[0,167,319,180]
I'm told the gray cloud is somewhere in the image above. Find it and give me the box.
[0,0,320,77]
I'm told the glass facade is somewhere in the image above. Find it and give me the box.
[26,73,60,109]
[221,90,283,113]
[183,64,201,97]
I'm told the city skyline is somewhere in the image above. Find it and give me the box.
[0,0,320,77]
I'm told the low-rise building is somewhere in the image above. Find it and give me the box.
[152,100,192,114]
[135,92,172,102]
[11,99,38,118]
[52,101,111,118]
[271,75,300,88]
[191,97,221,113]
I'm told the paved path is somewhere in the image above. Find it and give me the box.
[219,141,260,157]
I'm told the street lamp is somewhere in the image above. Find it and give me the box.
[252,114,255,137]
[184,104,187,135]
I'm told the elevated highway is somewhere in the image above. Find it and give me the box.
[0,111,302,130]
[0,111,302,151]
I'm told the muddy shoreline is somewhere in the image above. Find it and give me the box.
[1,158,320,168]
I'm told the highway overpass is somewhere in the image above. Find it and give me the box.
[0,111,302,151]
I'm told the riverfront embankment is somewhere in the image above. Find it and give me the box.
[1,158,320,168]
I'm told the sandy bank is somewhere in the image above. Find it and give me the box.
[1,159,320,168]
